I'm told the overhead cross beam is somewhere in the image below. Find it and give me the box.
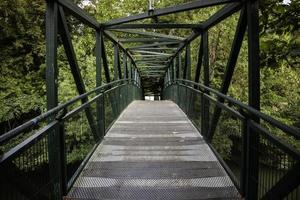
[119,38,179,43]
[128,41,180,50]
[107,23,203,30]
[111,29,185,40]
[103,0,238,27]
[132,50,172,56]
[136,47,178,51]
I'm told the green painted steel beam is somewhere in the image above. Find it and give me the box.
[166,3,241,69]
[103,0,238,26]
[111,29,185,40]
[58,6,100,142]
[133,54,171,58]
[58,0,98,29]
[118,38,179,43]
[139,65,166,68]
[103,30,142,77]
[132,50,173,56]
[137,47,178,51]
[107,23,203,29]
[128,41,180,49]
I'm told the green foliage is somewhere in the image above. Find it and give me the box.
[0,0,46,122]
[0,0,299,161]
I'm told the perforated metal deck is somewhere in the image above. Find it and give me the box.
[67,101,240,200]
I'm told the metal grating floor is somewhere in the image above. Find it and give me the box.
[66,100,240,200]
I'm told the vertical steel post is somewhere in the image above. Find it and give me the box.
[178,52,182,79]
[194,35,204,83]
[114,44,120,80]
[246,0,260,199]
[46,1,62,199]
[124,53,128,78]
[201,30,210,139]
[173,59,176,81]
[96,30,105,139]
[101,35,111,83]
[186,44,191,80]
[170,62,174,81]
[128,60,132,80]
[176,55,180,79]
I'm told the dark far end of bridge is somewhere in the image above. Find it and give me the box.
[0,0,299,200]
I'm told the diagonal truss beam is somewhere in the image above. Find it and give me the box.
[261,162,300,200]
[103,0,238,27]
[58,7,99,140]
[202,2,241,29]
[100,34,111,83]
[208,7,247,141]
[166,2,242,71]
[58,0,98,29]
[103,30,141,77]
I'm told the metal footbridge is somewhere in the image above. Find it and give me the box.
[0,0,299,200]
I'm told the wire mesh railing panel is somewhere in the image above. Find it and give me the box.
[64,103,97,183]
[210,107,243,189]
[0,80,142,200]
[190,90,202,129]
[0,135,52,200]
[163,80,299,199]
[104,88,116,131]
[248,121,300,200]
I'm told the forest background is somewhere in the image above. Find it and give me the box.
[0,0,299,157]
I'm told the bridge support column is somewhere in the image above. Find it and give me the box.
[96,30,105,138]
[245,0,260,199]
[201,31,210,139]
[183,44,191,80]
[194,35,204,84]
[46,1,64,199]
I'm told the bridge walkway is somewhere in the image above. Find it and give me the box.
[66,100,240,200]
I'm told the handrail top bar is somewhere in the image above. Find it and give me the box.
[0,79,134,145]
[249,120,300,160]
[102,0,239,27]
[62,84,126,121]
[172,79,300,139]
[0,83,140,165]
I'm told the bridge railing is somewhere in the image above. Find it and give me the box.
[163,79,300,200]
[0,79,142,200]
